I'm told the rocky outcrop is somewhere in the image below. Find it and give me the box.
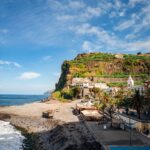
[55,52,150,90]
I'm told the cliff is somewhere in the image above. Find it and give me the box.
[56,52,150,90]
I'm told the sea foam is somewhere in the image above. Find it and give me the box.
[0,120,25,150]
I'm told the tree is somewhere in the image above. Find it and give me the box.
[72,86,81,98]
[121,90,145,119]
[99,92,112,120]
[107,104,115,127]
[90,87,101,99]
[93,89,118,124]
[130,90,144,119]
[147,88,150,98]
[93,89,106,117]
[137,52,142,55]
[61,88,74,99]
[115,88,133,112]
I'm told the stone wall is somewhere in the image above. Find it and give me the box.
[93,77,142,83]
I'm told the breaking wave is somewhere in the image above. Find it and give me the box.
[0,120,25,150]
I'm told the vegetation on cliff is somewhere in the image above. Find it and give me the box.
[55,52,150,91]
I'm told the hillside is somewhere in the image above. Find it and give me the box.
[56,52,150,90]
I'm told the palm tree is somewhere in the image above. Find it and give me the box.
[147,88,150,98]
[91,87,102,99]
[93,89,107,119]
[99,92,111,121]
[115,88,133,106]
[130,90,145,119]
[123,90,145,119]
[93,89,119,124]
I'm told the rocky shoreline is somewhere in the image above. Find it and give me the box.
[0,101,102,150]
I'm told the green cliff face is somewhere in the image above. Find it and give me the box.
[56,52,150,90]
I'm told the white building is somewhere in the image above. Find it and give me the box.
[127,75,134,88]
[94,83,109,90]
[71,78,91,87]
[83,82,90,88]
[71,77,109,90]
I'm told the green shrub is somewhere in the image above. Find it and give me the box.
[108,82,127,87]
[61,89,73,99]
[52,91,61,99]
[72,86,81,98]
[108,81,144,87]
[73,72,85,77]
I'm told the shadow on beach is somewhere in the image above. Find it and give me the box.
[0,113,101,150]
[22,121,102,150]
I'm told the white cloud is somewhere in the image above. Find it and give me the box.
[82,40,104,53]
[113,2,150,34]
[0,60,22,68]
[128,0,146,7]
[57,15,75,21]
[127,39,150,51]
[57,6,102,22]
[1,0,150,54]
[115,0,122,9]
[74,23,99,38]
[109,11,117,18]
[75,23,119,47]
[42,55,52,61]
[82,41,94,52]
[125,33,137,40]
[0,60,11,65]
[85,7,102,18]
[114,20,135,31]
[68,1,85,10]
[119,10,125,17]
[108,0,127,18]
[19,72,40,80]
[133,4,150,33]
[74,22,150,52]
[13,62,22,68]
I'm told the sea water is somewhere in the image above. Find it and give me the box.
[0,94,48,149]
[0,120,25,150]
[0,94,48,106]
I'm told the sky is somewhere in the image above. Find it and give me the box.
[0,0,150,94]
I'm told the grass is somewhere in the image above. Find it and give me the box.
[107,81,144,87]
[56,52,150,90]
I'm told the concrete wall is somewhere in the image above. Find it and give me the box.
[93,77,142,83]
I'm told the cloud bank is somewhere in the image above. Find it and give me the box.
[0,60,22,68]
[19,72,41,80]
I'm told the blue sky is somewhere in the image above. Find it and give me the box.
[0,0,150,94]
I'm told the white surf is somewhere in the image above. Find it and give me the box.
[0,120,25,150]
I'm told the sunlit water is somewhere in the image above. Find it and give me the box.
[0,120,25,150]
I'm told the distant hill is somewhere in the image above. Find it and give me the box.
[44,90,54,96]
[55,52,150,90]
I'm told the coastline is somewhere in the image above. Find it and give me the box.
[0,100,101,150]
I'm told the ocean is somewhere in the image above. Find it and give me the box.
[0,120,25,150]
[0,94,48,150]
[0,94,48,106]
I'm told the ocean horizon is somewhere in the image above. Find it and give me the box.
[0,94,48,149]
[0,94,48,106]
